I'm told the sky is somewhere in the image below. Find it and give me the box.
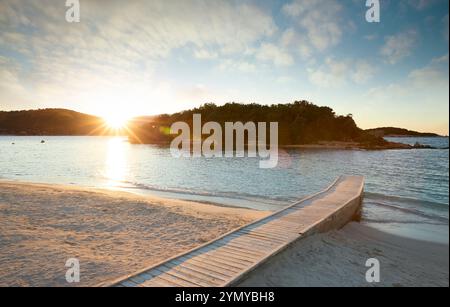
[0,0,448,134]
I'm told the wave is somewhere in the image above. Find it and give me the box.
[113,180,296,206]
[363,192,449,224]
[364,192,449,208]
[362,218,447,225]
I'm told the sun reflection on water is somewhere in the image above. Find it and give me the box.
[105,137,128,187]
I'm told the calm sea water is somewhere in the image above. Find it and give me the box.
[1,135,448,243]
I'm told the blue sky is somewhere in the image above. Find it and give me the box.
[0,0,448,134]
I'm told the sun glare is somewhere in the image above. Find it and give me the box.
[103,113,130,130]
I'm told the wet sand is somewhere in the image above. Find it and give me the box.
[237,222,449,287]
[0,181,268,287]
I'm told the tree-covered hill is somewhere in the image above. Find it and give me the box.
[0,109,106,135]
[129,101,387,147]
[365,127,441,138]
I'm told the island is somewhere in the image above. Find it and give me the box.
[126,101,437,150]
[365,127,442,138]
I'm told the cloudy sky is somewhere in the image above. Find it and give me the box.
[0,0,448,134]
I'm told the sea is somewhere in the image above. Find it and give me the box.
[1,135,448,244]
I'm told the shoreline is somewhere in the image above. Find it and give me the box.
[0,180,268,287]
[0,179,270,224]
[282,141,440,150]
[0,178,288,212]
[3,134,446,150]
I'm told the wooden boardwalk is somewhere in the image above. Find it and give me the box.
[103,175,364,287]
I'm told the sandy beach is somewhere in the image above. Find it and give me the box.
[237,222,449,287]
[0,181,268,287]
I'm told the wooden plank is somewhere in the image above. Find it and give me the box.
[191,250,251,269]
[143,269,186,287]
[209,241,266,258]
[198,247,257,265]
[257,224,304,233]
[215,240,271,255]
[207,244,262,262]
[192,251,250,269]
[254,222,300,231]
[129,275,148,284]
[255,220,300,228]
[140,274,179,287]
[181,256,241,275]
[153,267,211,287]
[236,228,294,241]
[253,219,300,229]
[228,231,283,244]
[187,254,245,272]
[211,241,263,259]
[176,257,236,278]
[137,279,166,287]
[225,236,280,251]
[209,241,265,257]
[226,234,281,250]
[245,225,296,237]
[252,228,296,235]
[120,280,138,287]
[152,267,204,287]
[172,258,233,281]
[233,231,286,245]
[160,264,223,286]
[255,225,301,234]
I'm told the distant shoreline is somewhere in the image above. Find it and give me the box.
[282,140,444,150]
[1,134,446,150]
[384,135,448,138]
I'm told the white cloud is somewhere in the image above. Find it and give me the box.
[409,53,449,87]
[280,28,313,59]
[407,0,440,10]
[217,59,258,73]
[194,49,218,60]
[367,54,449,103]
[0,56,34,110]
[351,62,378,84]
[276,76,294,84]
[176,84,212,104]
[0,56,20,89]
[282,0,343,52]
[380,30,418,64]
[308,58,376,88]
[256,43,294,67]
[431,53,449,64]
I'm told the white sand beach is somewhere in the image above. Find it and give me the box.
[237,222,449,287]
[0,181,268,287]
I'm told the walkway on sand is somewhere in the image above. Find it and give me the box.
[101,175,365,287]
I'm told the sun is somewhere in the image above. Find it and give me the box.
[103,113,130,130]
